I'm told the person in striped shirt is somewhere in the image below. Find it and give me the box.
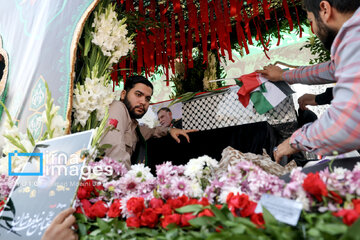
[257,0,360,163]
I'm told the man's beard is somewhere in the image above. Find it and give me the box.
[123,94,146,119]
[316,18,338,51]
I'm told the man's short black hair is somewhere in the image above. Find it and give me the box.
[302,0,360,20]
[124,75,153,93]
[157,107,171,115]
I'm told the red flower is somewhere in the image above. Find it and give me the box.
[198,209,214,217]
[161,213,181,229]
[126,216,141,228]
[161,204,173,215]
[329,191,343,204]
[198,197,210,206]
[343,210,359,226]
[334,209,359,226]
[240,201,257,218]
[140,208,159,228]
[185,198,199,206]
[302,172,328,201]
[227,193,249,211]
[167,198,184,209]
[108,118,118,128]
[0,200,5,213]
[352,199,360,214]
[127,197,145,215]
[108,199,122,218]
[76,199,93,218]
[178,195,189,204]
[215,204,223,210]
[215,226,223,232]
[82,179,95,193]
[77,187,90,200]
[251,213,265,226]
[149,198,164,209]
[90,201,108,218]
[180,213,196,227]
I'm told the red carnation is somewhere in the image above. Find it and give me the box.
[240,201,257,218]
[108,199,122,218]
[82,179,95,193]
[329,191,343,204]
[126,216,141,228]
[161,204,173,215]
[334,209,359,226]
[185,198,199,206]
[227,193,249,210]
[167,198,183,209]
[161,213,181,229]
[149,198,164,209]
[140,208,159,228]
[302,172,328,201]
[127,197,145,215]
[90,200,108,218]
[198,197,210,206]
[343,210,359,226]
[352,199,360,214]
[251,213,265,226]
[76,199,92,218]
[77,187,90,200]
[198,209,214,217]
[181,213,196,227]
[108,118,118,128]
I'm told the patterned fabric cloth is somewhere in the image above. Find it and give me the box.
[282,7,360,155]
[218,146,297,177]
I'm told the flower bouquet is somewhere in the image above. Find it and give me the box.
[69,153,360,239]
[72,1,134,133]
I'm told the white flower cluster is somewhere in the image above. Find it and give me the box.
[0,121,34,174]
[41,105,68,138]
[184,155,219,179]
[73,76,115,127]
[91,4,134,65]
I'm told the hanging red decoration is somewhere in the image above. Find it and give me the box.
[113,0,303,83]
[282,0,294,31]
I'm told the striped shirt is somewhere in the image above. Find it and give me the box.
[282,7,360,156]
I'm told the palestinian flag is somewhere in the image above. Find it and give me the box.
[236,72,294,114]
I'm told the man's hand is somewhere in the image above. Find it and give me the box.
[273,137,299,163]
[169,128,197,143]
[42,208,78,240]
[298,94,317,110]
[255,64,285,82]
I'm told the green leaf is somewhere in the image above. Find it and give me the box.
[4,135,28,153]
[262,207,277,226]
[77,222,88,236]
[317,223,347,235]
[165,228,179,240]
[189,216,216,227]
[74,213,88,223]
[26,128,36,146]
[97,217,111,232]
[89,229,102,236]
[210,205,227,222]
[308,228,321,238]
[340,217,360,240]
[176,204,204,214]
[0,100,15,127]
